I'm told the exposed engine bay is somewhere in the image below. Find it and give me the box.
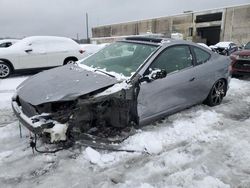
[12,81,140,153]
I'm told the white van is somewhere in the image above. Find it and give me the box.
[0,36,85,78]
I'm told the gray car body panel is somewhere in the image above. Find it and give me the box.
[16,64,119,106]
[135,40,231,124]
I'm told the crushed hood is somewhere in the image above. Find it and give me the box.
[17,64,119,105]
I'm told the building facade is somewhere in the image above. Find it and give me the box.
[91,4,250,45]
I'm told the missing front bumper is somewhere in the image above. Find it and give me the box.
[12,99,67,142]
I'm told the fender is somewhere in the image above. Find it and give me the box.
[0,58,15,71]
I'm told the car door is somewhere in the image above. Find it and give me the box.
[137,45,198,122]
[46,40,68,66]
[18,40,48,69]
[191,46,215,102]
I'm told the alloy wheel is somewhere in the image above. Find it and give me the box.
[66,60,76,65]
[0,63,10,78]
[211,80,225,105]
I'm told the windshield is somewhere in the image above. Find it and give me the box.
[245,42,250,50]
[80,41,158,77]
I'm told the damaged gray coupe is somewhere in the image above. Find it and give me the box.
[12,37,231,149]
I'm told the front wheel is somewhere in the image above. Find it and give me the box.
[204,79,227,107]
[0,62,11,79]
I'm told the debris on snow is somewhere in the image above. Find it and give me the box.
[44,123,68,142]
[85,147,115,165]
[85,147,101,164]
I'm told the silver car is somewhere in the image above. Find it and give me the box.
[12,37,231,145]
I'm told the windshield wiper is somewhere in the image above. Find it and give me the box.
[94,69,115,78]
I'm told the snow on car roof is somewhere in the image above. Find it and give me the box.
[215,42,233,48]
[23,36,74,41]
[15,36,77,45]
[11,36,80,50]
[197,43,211,50]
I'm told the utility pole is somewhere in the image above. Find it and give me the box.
[86,13,90,43]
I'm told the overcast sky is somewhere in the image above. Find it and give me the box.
[0,0,249,39]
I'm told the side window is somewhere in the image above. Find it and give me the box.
[5,42,12,47]
[193,47,210,65]
[0,42,13,48]
[0,43,6,47]
[150,45,193,74]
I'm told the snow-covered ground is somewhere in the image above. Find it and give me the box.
[0,76,250,188]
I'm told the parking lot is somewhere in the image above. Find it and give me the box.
[0,75,250,188]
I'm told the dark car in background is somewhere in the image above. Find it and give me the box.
[210,42,238,56]
[230,42,250,76]
[12,37,231,144]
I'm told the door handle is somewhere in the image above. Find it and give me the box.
[189,77,195,82]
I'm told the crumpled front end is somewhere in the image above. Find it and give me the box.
[12,82,139,144]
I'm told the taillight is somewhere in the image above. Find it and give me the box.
[79,49,85,54]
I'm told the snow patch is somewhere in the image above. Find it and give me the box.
[138,183,155,188]
[165,168,230,188]
[144,138,163,154]
[215,42,233,48]
[101,154,115,163]
[85,147,101,164]
[85,147,115,165]
[0,77,28,109]
[0,93,13,109]
[44,123,68,142]
[123,109,221,155]
[0,77,27,91]
[0,150,13,163]
[77,63,128,81]
[95,81,131,97]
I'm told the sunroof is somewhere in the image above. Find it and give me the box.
[125,36,164,43]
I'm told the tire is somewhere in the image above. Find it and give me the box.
[0,62,12,79]
[64,58,77,65]
[204,79,227,107]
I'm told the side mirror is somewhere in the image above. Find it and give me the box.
[25,48,33,53]
[140,68,167,83]
[150,69,167,80]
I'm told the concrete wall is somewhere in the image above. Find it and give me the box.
[223,5,250,44]
[92,4,250,45]
[111,22,137,36]
[92,14,193,39]
[92,26,111,37]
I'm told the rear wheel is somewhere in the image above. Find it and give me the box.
[204,79,227,107]
[64,57,78,65]
[0,62,11,78]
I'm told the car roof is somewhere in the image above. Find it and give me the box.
[120,36,208,50]
[121,36,173,45]
[215,41,235,48]
[21,36,74,43]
